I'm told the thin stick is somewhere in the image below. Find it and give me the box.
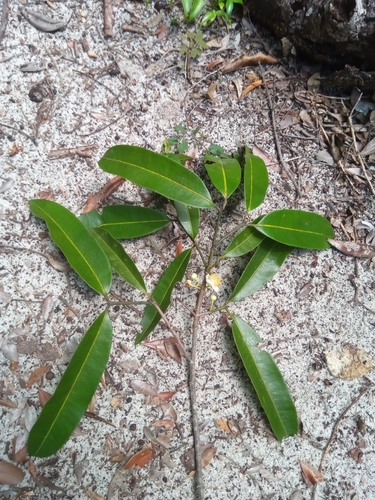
[0,122,37,145]
[0,0,8,44]
[311,386,371,500]
[103,0,114,38]
[348,115,375,196]
[258,63,302,197]
[189,283,207,500]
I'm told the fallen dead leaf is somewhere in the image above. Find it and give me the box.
[47,255,72,273]
[201,446,217,468]
[222,52,278,73]
[8,144,23,156]
[87,50,98,58]
[38,388,52,407]
[123,447,154,470]
[216,418,232,433]
[90,111,107,121]
[175,240,183,258]
[206,82,218,102]
[164,339,182,364]
[0,398,17,408]
[155,23,168,42]
[130,379,158,397]
[85,489,106,500]
[0,460,25,485]
[207,59,225,71]
[27,365,50,388]
[300,461,323,485]
[152,419,174,430]
[83,176,125,213]
[325,346,373,380]
[147,12,162,29]
[240,79,263,100]
[328,239,375,259]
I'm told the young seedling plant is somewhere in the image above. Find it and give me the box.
[27,143,334,499]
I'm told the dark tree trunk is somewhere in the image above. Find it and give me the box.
[245,0,375,70]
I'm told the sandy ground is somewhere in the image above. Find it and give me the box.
[0,1,375,499]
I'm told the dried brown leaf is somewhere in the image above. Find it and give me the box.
[0,398,17,408]
[47,255,72,272]
[85,489,106,500]
[147,12,162,29]
[155,23,168,42]
[207,59,224,71]
[216,418,232,433]
[27,365,50,388]
[240,79,263,100]
[38,388,52,407]
[222,52,277,73]
[300,461,323,485]
[328,239,375,259]
[161,403,178,422]
[152,419,174,430]
[0,460,25,485]
[83,176,125,213]
[123,447,154,470]
[201,447,217,468]
[164,339,182,364]
[130,379,158,397]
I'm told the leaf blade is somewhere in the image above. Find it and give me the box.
[100,205,170,239]
[136,249,192,344]
[174,201,200,239]
[204,155,241,199]
[28,312,112,457]
[221,216,265,258]
[92,228,147,293]
[254,209,334,249]
[231,314,298,440]
[29,200,111,295]
[99,145,214,208]
[229,238,293,302]
[244,147,268,211]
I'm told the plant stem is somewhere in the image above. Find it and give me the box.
[207,199,227,270]
[189,281,206,500]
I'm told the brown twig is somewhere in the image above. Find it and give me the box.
[0,0,8,44]
[103,0,114,38]
[189,282,207,500]
[348,113,375,196]
[311,386,371,500]
[83,176,125,213]
[258,63,302,197]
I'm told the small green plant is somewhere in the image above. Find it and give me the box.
[27,143,334,496]
[180,30,208,59]
[181,0,243,25]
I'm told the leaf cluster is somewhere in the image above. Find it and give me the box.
[27,142,334,459]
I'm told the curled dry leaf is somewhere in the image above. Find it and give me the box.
[216,418,232,433]
[175,240,183,258]
[164,339,182,364]
[328,239,375,259]
[27,365,50,388]
[130,379,158,397]
[222,52,278,74]
[0,460,25,485]
[83,175,125,213]
[207,59,225,71]
[47,255,72,272]
[241,79,263,100]
[123,447,154,470]
[300,461,323,485]
[325,346,373,380]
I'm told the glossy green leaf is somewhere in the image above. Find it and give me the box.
[29,200,111,295]
[99,145,214,209]
[204,155,241,199]
[229,238,293,302]
[231,314,298,440]
[79,210,103,230]
[28,312,112,457]
[221,216,264,258]
[254,210,335,249]
[188,0,206,21]
[99,205,170,239]
[244,147,268,211]
[136,249,192,344]
[92,228,147,293]
[174,201,200,239]
[181,0,192,17]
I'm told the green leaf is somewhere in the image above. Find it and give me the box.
[135,249,192,344]
[231,314,298,440]
[254,209,335,249]
[244,147,268,211]
[164,153,192,165]
[92,228,147,293]
[29,200,111,295]
[221,218,265,258]
[99,145,214,209]
[100,205,170,239]
[229,238,293,302]
[181,0,193,17]
[79,210,103,230]
[174,201,200,239]
[28,312,112,457]
[204,155,241,199]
